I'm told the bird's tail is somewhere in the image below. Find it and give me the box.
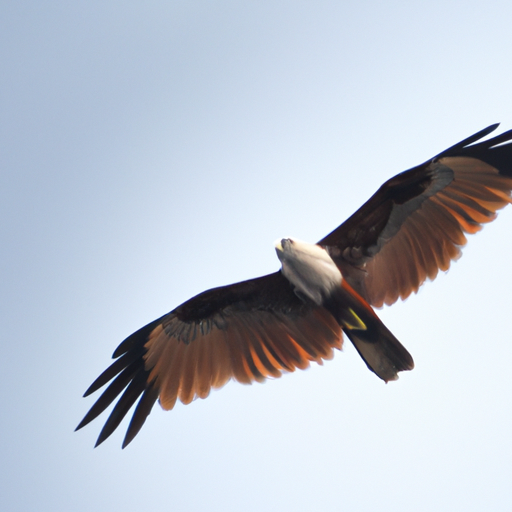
[325,280,414,382]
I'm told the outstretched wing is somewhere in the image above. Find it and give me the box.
[76,272,341,447]
[320,124,512,307]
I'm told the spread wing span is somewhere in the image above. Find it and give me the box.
[77,124,512,447]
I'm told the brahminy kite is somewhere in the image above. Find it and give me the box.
[77,124,512,447]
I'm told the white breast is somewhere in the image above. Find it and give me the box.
[275,238,342,305]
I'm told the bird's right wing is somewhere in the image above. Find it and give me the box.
[76,271,342,447]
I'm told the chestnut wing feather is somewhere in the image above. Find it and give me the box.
[319,125,512,307]
[76,271,342,447]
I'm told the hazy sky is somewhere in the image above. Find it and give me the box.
[2,2,512,511]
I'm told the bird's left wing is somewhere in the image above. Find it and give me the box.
[76,271,341,447]
[319,124,512,307]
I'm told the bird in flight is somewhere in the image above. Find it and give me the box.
[77,124,512,448]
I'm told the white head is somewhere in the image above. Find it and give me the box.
[275,237,342,305]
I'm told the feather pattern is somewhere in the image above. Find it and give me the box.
[77,124,512,447]
[77,272,342,447]
[321,127,512,306]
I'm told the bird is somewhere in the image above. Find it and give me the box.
[77,124,512,448]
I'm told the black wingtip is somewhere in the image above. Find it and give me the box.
[435,123,500,158]
[94,433,108,448]
[112,316,165,358]
[121,435,133,449]
[465,123,500,144]
[482,122,500,134]
[121,384,160,448]
[83,387,95,398]
[93,416,120,447]
[75,420,86,432]
[438,123,512,176]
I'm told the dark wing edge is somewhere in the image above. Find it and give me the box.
[75,316,164,448]
[319,124,512,306]
[76,272,342,448]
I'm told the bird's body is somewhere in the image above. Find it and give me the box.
[276,238,343,305]
[77,124,512,447]
[276,238,413,382]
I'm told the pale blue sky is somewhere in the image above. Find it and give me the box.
[2,2,512,511]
